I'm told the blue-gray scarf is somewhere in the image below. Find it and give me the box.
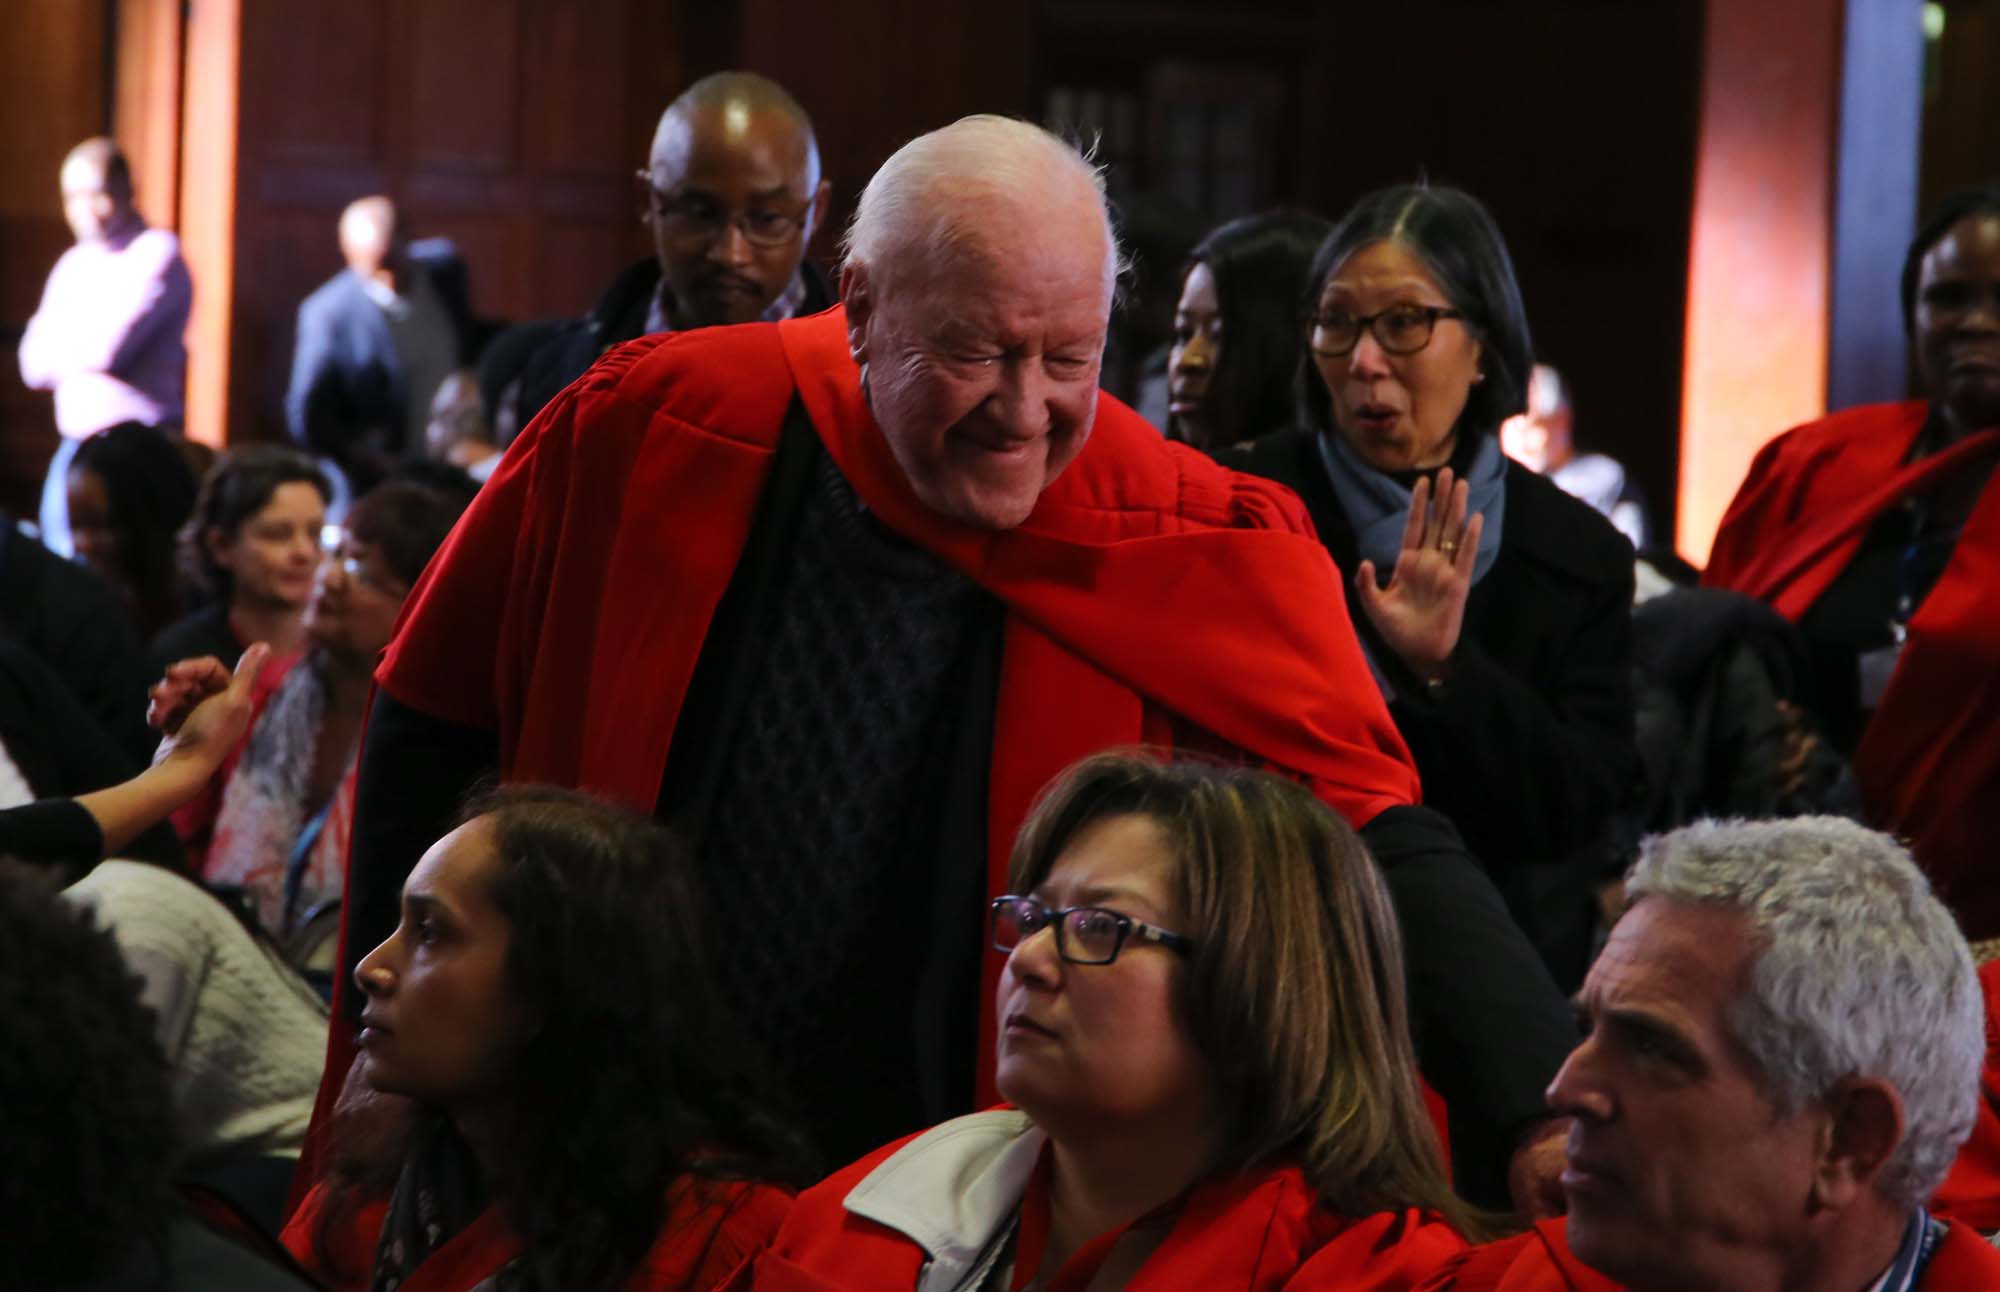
[1316,428,1508,695]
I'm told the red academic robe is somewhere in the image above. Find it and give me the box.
[747,1130,1464,1291]
[282,1176,791,1292]
[1934,958,2000,1231]
[1703,401,2000,935]
[310,306,1419,1128]
[1415,1216,2000,1291]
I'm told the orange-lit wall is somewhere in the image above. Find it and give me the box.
[1676,0,1842,564]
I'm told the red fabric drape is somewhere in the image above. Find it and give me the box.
[1704,402,2000,934]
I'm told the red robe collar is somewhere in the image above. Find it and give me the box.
[1933,959,2000,1232]
[1703,402,2000,935]
[368,307,1416,1109]
[757,1128,1463,1292]
[1427,1217,2000,1291]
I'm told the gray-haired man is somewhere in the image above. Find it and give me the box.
[1427,816,1999,1291]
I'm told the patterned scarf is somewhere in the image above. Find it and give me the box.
[205,655,356,938]
[371,1116,516,1292]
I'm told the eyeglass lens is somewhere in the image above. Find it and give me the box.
[1312,307,1442,356]
[991,900,1127,964]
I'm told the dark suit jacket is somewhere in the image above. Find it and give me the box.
[1225,430,1638,985]
[0,518,156,767]
[284,240,472,478]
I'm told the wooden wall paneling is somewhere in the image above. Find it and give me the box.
[113,0,184,229]
[734,0,1037,256]
[406,0,521,173]
[1675,0,1842,563]
[246,0,387,170]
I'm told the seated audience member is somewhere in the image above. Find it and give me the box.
[0,509,158,763]
[285,786,796,1292]
[1167,208,1332,451]
[510,71,834,428]
[1499,365,1648,550]
[18,137,192,560]
[165,483,466,937]
[154,446,330,673]
[1704,183,2000,938]
[0,862,312,1290]
[1423,817,1999,1291]
[423,367,503,481]
[326,114,1576,1217]
[287,197,474,496]
[1223,186,1636,991]
[65,855,328,1234]
[752,753,1473,1290]
[66,420,200,638]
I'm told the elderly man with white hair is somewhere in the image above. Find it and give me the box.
[1424,816,2000,1291]
[310,115,1576,1202]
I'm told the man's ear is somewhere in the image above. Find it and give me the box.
[842,261,872,364]
[1810,1077,1904,1212]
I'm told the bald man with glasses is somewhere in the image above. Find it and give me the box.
[509,70,835,428]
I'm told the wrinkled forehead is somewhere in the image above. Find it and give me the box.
[883,206,1114,327]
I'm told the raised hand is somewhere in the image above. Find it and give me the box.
[1351,467,1482,683]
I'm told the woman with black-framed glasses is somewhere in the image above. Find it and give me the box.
[749,751,1483,1290]
[1220,185,1637,994]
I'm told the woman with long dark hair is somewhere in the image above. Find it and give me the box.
[66,421,198,638]
[285,786,800,1292]
[1166,209,1332,451]
[753,752,1475,1289]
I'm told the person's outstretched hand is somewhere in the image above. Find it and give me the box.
[152,643,270,773]
[1352,468,1482,684]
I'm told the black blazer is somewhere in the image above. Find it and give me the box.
[1223,429,1638,877]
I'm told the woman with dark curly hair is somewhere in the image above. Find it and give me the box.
[1166,209,1332,452]
[152,444,330,674]
[65,421,199,638]
[283,786,800,1292]
[0,859,313,1289]
[755,752,1474,1290]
